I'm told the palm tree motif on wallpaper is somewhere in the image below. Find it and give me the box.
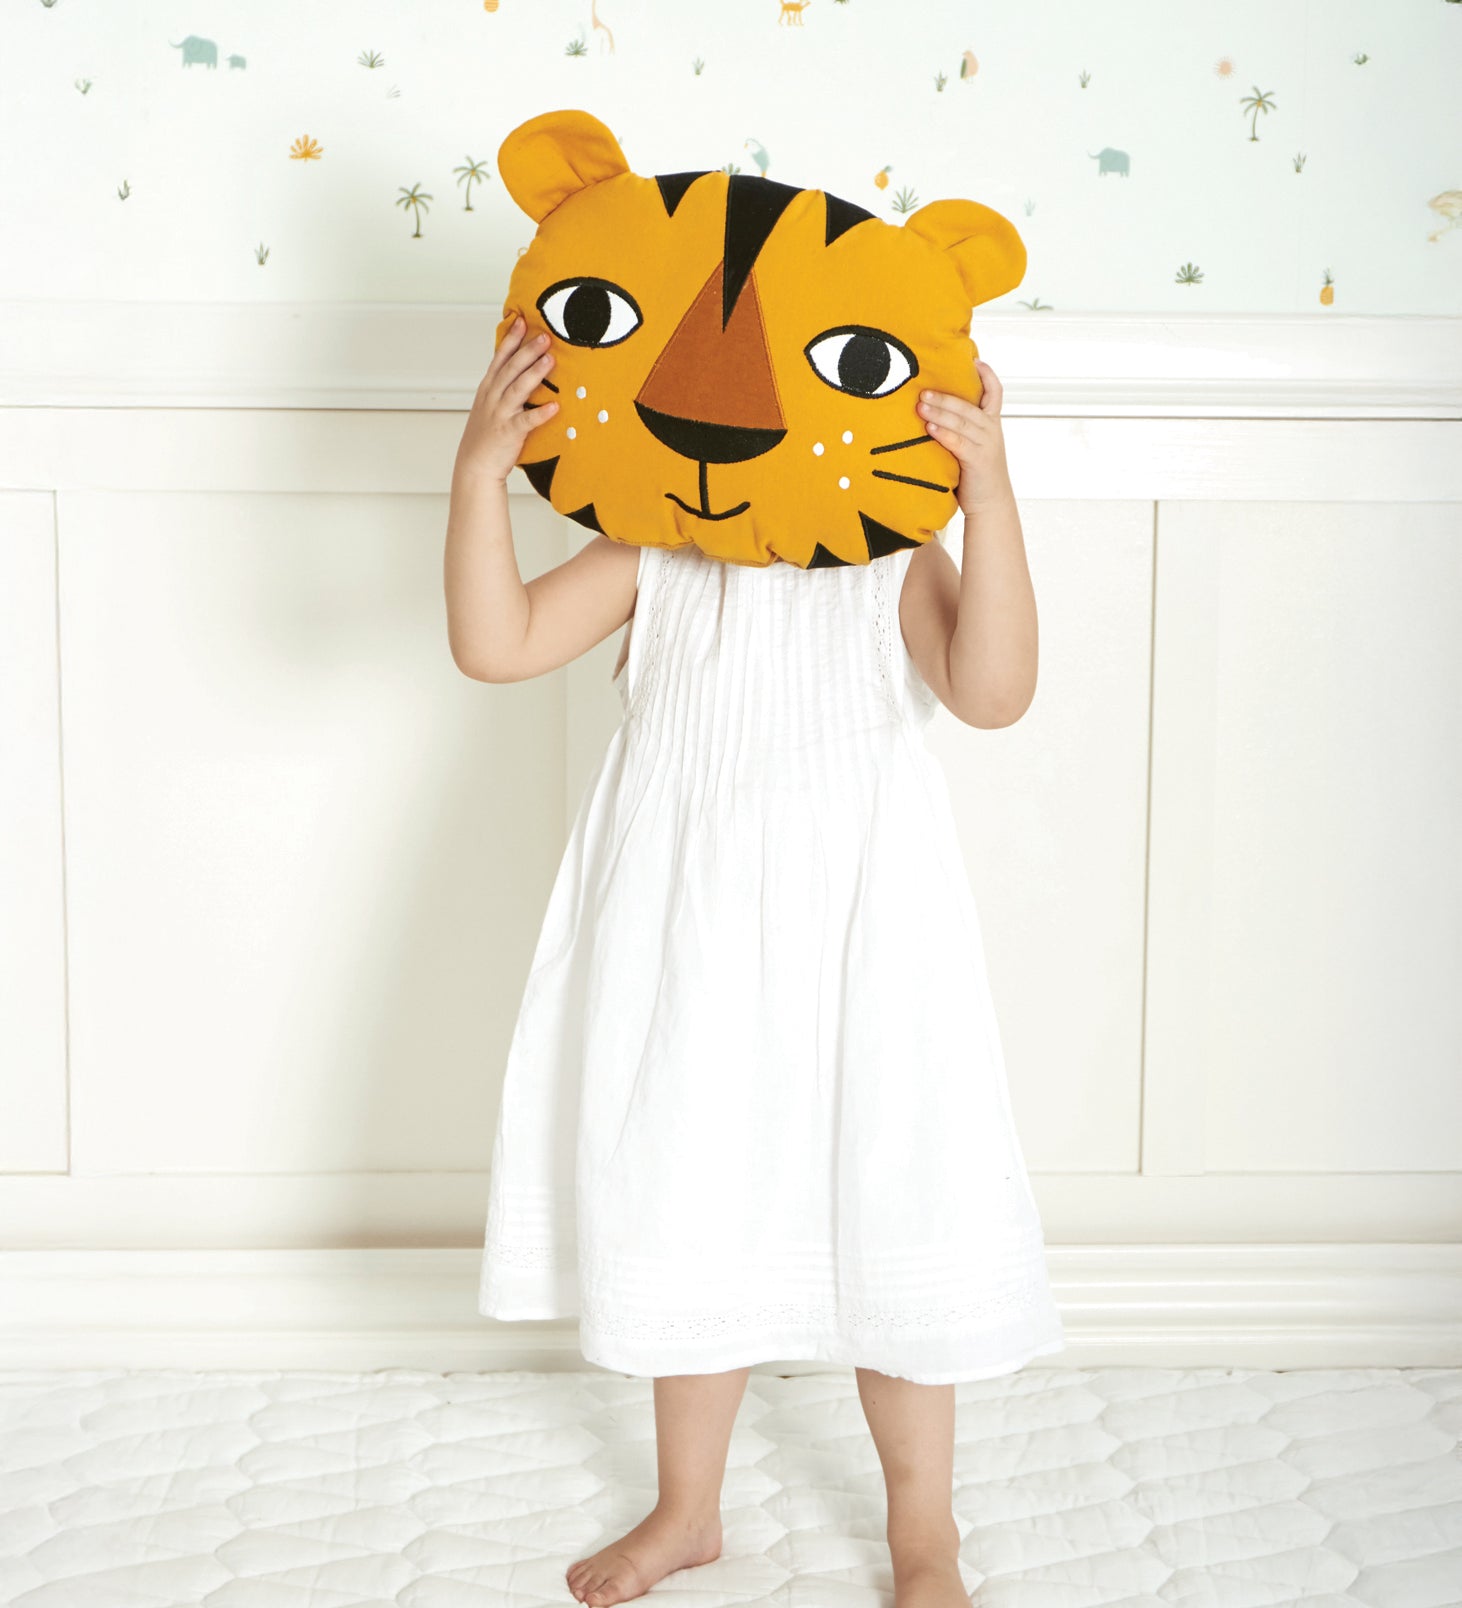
[397,183,432,239]
[454,158,492,210]
[1240,86,1277,141]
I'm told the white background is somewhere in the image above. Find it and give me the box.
[0,0,1458,1369]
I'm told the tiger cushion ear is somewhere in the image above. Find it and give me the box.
[902,199,1027,307]
[497,107,632,223]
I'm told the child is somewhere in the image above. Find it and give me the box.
[445,313,1065,1608]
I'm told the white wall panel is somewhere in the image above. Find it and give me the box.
[58,490,566,1177]
[0,313,1456,1285]
[1149,500,1462,1176]
[936,502,1154,1174]
[0,492,68,1173]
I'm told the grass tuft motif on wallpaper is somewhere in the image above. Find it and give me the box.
[16,1,1457,308]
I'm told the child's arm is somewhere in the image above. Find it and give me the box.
[444,314,638,683]
[898,360,1038,729]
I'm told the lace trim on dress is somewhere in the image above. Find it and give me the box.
[578,1274,1053,1341]
[871,553,903,725]
[482,1239,572,1269]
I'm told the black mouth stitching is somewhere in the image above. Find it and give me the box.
[663,456,753,521]
[665,490,751,522]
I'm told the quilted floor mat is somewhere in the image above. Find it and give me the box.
[2,1366,1460,1606]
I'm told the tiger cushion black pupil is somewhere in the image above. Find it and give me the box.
[495,106,1029,568]
[565,285,612,345]
[841,335,891,397]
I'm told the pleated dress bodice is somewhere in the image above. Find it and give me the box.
[611,541,939,804]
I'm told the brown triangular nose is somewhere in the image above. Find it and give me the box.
[634,262,786,465]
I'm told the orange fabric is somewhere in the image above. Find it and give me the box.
[497,108,1026,569]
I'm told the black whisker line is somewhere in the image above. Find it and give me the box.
[542,379,560,393]
[870,435,939,455]
[871,469,952,493]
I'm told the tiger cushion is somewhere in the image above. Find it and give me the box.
[495,107,1026,570]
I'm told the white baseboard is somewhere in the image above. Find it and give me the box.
[1,1244,1457,1373]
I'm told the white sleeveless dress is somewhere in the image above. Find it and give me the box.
[478,538,1066,1385]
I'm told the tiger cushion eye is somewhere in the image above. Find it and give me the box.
[496,107,1026,570]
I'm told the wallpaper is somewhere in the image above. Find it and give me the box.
[6,0,1459,313]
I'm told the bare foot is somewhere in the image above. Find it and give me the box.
[565,1505,723,1606]
[891,1552,970,1608]
[889,1523,969,1608]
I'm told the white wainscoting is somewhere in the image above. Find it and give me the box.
[0,308,1458,1370]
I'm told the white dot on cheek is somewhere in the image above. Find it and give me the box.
[567,426,576,440]
[575,386,587,400]
[597,409,608,423]
[812,442,824,456]
[838,476,850,490]
[842,430,853,444]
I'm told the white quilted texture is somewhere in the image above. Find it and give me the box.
[2,1366,1460,1607]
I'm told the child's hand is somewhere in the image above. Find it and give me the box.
[916,359,1015,517]
[453,314,560,486]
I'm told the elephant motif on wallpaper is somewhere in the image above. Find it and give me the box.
[1088,147,1131,177]
[170,36,218,68]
